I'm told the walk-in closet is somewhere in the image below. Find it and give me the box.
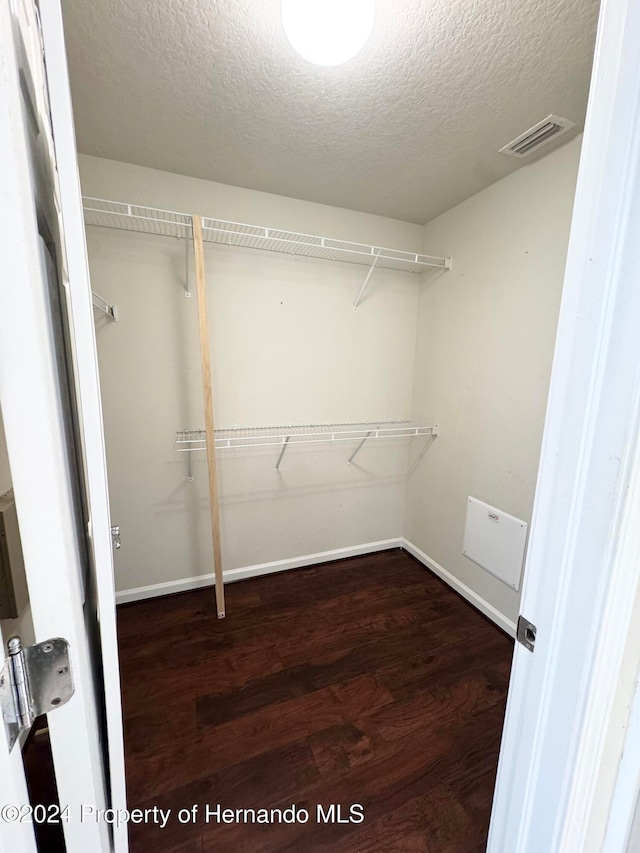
[0,0,606,850]
[76,0,598,845]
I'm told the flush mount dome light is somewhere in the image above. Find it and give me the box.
[281,0,375,67]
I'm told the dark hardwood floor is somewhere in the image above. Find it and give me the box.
[117,549,513,852]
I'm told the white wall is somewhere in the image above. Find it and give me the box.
[80,143,581,618]
[79,156,423,595]
[405,137,582,624]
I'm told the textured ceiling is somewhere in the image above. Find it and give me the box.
[61,0,599,224]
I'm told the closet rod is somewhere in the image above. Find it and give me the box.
[192,214,225,620]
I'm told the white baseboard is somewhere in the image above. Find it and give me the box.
[116,537,517,638]
[401,538,517,638]
[115,538,402,604]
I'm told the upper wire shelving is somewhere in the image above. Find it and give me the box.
[176,421,439,471]
[82,197,451,276]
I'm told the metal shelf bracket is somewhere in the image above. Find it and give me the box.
[348,430,374,465]
[276,435,291,472]
[92,291,118,321]
[353,252,382,311]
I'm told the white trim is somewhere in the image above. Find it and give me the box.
[603,628,640,852]
[563,376,640,849]
[115,538,518,641]
[115,538,402,603]
[401,539,516,637]
[38,5,128,851]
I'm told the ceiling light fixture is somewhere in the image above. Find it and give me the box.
[281,0,375,67]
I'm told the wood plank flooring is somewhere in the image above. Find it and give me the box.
[117,549,513,852]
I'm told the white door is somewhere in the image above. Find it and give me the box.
[488,0,640,848]
[0,1,126,851]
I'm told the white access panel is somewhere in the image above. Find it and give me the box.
[462,497,528,591]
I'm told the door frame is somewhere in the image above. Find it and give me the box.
[38,4,128,851]
[0,0,126,850]
[488,0,640,848]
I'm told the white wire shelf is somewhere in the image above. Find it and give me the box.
[82,197,451,275]
[176,421,439,472]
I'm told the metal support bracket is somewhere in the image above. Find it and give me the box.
[91,291,118,321]
[0,636,74,751]
[353,252,382,311]
[348,431,374,465]
[275,435,291,472]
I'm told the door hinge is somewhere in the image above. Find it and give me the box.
[0,636,74,751]
[516,616,537,652]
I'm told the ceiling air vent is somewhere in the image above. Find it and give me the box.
[499,114,575,158]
